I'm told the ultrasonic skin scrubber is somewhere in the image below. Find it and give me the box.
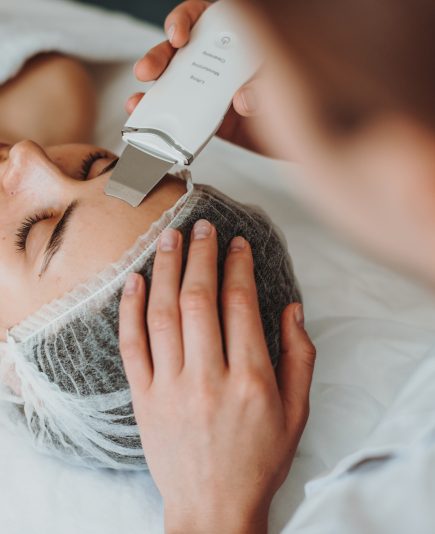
[105,0,260,207]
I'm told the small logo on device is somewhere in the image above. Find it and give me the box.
[216,33,234,49]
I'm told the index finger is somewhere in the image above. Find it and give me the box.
[134,41,175,83]
[134,1,212,83]
[164,1,212,48]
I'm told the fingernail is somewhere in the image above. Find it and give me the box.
[193,219,212,240]
[167,24,176,44]
[159,228,179,251]
[295,304,305,328]
[124,273,140,295]
[133,59,139,73]
[230,236,246,252]
[241,87,257,114]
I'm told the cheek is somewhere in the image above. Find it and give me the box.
[4,156,64,198]
[0,269,48,332]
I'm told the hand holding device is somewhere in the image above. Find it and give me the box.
[126,2,266,158]
[106,0,260,207]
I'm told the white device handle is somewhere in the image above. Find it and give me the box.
[123,0,260,164]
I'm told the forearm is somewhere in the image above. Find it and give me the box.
[0,53,96,145]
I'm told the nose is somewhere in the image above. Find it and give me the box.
[8,139,48,167]
[0,140,64,197]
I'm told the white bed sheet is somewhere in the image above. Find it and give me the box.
[2,7,435,534]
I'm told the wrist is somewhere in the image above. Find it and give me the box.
[164,499,271,534]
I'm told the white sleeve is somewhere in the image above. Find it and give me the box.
[284,442,435,534]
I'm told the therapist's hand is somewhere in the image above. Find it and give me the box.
[119,221,316,534]
[126,0,266,155]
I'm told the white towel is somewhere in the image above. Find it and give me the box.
[0,0,163,84]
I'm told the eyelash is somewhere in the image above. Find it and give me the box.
[14,151,109,252]
[79,150,109,180]
[15,210,54,252]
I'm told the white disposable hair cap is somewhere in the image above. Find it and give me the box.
[0,172,301,470]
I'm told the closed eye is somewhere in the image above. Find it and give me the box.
[79,151,109,180]
[15,211,54,252]
[14,201,79,279]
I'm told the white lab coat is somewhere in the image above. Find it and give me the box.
[285,349,435,533]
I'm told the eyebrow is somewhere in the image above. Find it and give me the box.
[36,156,118,277]
[39,200,80,277]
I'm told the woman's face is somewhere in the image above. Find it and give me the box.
[0,141,184,339]
[248,10,435,284]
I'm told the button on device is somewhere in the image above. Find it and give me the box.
[216,32,234,49]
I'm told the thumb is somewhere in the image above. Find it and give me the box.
[233,80,262,117]
[277,303,316,431]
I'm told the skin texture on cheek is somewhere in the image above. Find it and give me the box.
[59,176,187,283]
[0,160,186,332]
[61,197,147,281]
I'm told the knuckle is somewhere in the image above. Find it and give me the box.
[302,341,317,369]
[119,339,142,359]
[197,381,217,405]
[147,307,177,333]
[190,237,214,256]
[294,402,310,429]
[180,286,213,312]
[146,49,162,67]
[226,253,254,274]
[222,285,252,309]
[237,372,269,403]
[153,254,175,274]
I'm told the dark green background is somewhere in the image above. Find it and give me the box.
[74,0,181,26]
